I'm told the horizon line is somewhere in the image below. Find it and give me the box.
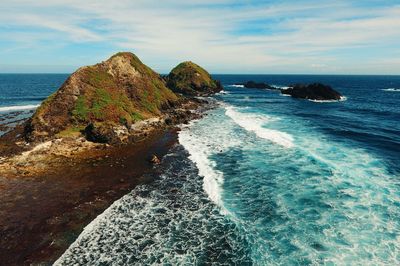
[1,73,400,76]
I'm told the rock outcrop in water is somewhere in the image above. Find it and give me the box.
[281,83,342,101]
[239,81,274,89]
[166,61,222,96]
[24,52,182,142]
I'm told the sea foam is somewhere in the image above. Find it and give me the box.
[179,126,225,206]
[228,84,244,88]
[0,104,40,112]
[225,106,294,148]
[308,96,347,103]
[382,88,400,92]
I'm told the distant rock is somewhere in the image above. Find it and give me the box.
[281,83,342,101]
[24,52,178,142]
[239,81,274,89]
[166,61,222,96]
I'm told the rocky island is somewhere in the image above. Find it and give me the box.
[0,52,220,265]
[281,83,343,101]
[166,61,222,96]
[238,81,275,89]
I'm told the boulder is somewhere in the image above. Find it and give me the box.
[150,154,161,164]
[84,122,129,144]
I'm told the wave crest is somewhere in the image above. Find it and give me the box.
[225,106,294,148]
[0,104,39,112]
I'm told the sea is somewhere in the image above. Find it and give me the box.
[1,74,400,265]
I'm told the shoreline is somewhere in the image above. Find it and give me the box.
[0,96,214,265]
[0,128,179,265]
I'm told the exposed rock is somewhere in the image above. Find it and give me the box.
[239,81,274,89]
[25,52,178,142]
[281,83,342,101]
[84,123,129,144]
[166,61,222,96]
[150,154,160,164]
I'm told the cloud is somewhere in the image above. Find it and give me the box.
[0,0,400,73]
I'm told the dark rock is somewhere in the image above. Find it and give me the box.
[83,123,127,144]
[281,83,342,101]
[150,154,160,164]
[239,81,274,89]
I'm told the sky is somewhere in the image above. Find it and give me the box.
[0,0,400,74]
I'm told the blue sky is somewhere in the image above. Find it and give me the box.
[0,0,399,74]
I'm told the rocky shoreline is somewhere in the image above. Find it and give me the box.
[0,95,214,265]
[0,51,222,265]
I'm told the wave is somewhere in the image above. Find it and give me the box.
[179,121,225,207]
[0,104,40,112]
[216,90,230,95]
[272,84,290,90]
[308,96,347,103]
[225,106,294,148]
[382,88,400,92]
[228,84,244,88]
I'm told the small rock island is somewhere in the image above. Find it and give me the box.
[237,81,274,89]
[166,61,222,96]
[281,83,343,101]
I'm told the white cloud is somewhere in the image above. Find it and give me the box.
[1,0,400,73]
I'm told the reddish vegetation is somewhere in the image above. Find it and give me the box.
[0,51,220,265]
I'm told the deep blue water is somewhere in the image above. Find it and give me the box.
[0,74,68,107]
[1,74,400,264]
[0,74,68,135]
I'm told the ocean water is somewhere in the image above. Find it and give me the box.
[0,74,68,135]
[1,74,400,264]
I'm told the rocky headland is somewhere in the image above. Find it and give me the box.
[0,52,220,265]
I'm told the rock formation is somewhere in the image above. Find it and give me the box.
[24,52,179,141]
[239,81,274,89]
[281,83,342,101]
[166,61,222,96]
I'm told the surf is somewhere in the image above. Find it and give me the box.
[225,106,294,148]
[0,104,39,112]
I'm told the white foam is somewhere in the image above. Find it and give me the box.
[229,84,244,88]
[308,96,347,103]
[225,106,294,148]
[0,104,39,112]
[382,88,400,92]
[272,85,290,90]
[178,107,242,209]
[179,128,224,206]
[216,90,230,95]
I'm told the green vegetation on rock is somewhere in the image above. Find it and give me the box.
[26,52,179,141]
[166,61,222,96]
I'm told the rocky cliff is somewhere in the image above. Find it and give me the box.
[166,61,222,96]
[25,52,179,141]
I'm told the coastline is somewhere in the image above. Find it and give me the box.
[0,95,215,265]
[0,127,180,265]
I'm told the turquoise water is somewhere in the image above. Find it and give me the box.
[24,74,397,265]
